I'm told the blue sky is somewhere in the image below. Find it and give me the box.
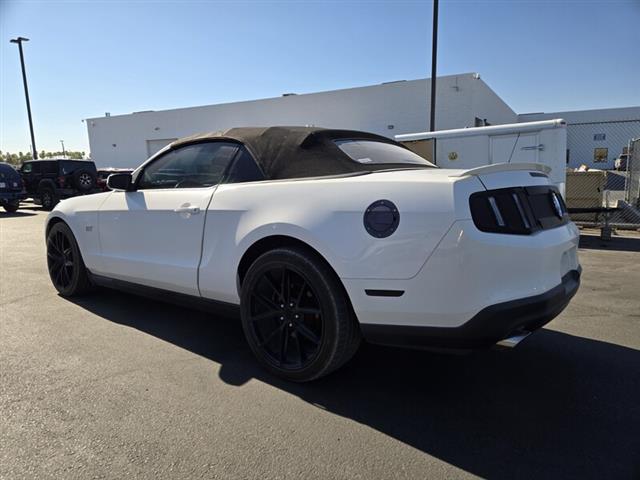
[1,0,639,153]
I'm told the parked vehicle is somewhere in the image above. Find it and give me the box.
[45,126,581,381]
[20,159,99,210]
[97,168,134,191]
[0,162,27,213]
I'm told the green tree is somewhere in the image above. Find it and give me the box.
[1,150,89,164]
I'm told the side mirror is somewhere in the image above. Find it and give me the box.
[107,173,133,191]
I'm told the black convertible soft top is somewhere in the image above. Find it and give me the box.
[171,126,431,180]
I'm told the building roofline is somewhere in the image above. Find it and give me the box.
[519,105,640,117]
[84,73,481,122]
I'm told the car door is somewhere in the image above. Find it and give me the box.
[97,141,240,296]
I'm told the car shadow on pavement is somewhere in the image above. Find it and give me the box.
[70,289,640,479]
[1,211,38,218]
[579,233,640,253]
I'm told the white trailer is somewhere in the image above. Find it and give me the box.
[396,119,568,196]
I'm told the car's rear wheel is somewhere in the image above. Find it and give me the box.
[240,247,360,382]
[46,222,92,296]
[3,200,19,213]
[40,187,58,211]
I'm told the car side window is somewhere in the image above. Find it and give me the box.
[22,163,33,174]
[224,146,265,184]
[138,142,240,189]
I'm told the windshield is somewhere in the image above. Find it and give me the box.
[334,139,436,167]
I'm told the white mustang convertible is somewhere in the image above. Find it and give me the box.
[46,126,581,381]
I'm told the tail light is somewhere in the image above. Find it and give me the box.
[470,186,568,235]
[57,176,65,188]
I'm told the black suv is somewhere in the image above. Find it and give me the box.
[0,162,27,213]
[20,159,98,210]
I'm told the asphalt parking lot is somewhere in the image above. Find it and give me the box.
[1,204,639,479]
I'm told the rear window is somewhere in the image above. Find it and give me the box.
[334,139,436,167]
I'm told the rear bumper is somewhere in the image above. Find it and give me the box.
[361,267,580,350]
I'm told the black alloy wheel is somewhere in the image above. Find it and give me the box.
[240,247,360,382]
[247,266,323,370]
[46,222,92,296]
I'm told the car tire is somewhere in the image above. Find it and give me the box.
[3,200,19,213]
[344,309,363,360]
[73,169,96,192]
[46,222,93,296]
[240,246,360,382]
[40,187,58,211]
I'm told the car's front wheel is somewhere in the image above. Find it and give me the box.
[240,247,360,382]
[46,222,92,296]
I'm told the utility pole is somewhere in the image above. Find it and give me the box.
[10,37,38,160]
[60,140,66,158]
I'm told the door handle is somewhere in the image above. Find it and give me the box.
[174,204,200,214]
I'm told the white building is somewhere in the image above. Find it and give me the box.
[86,74,640,171]
[518,107,640,169]
[86,73,517,168]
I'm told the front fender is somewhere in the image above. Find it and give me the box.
[45,192,112,272]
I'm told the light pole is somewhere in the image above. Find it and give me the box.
[10,37,37,160]
[429,0,438,133]
[429,0,439,165]
[60,140,66,158]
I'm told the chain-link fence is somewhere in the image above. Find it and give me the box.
[626,137,640,209]
[566,135,640,230]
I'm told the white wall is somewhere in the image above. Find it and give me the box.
[469,76,519,127]
[519,106,640,124]
[86,73,517,168]
[519,107,640,169]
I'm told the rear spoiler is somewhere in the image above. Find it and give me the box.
[448,162,551,178]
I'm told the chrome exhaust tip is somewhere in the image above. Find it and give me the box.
[495,331,531,349]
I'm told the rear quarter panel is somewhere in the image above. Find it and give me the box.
[198,171,483,304]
